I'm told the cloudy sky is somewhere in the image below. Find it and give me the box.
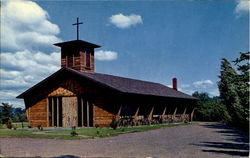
[0,0,249,108]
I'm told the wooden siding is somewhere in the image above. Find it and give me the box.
[27,98,47,127]
[61,50,94,73]
[93,96,115,127]
[49,87,74,96]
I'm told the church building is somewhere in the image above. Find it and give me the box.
[17,19,197,127]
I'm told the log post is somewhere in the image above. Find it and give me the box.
[81,98,84,127]
[57,97,59,127]
[87,101,89,127]
[66,56,68,67]
[27,107,30,126]
[134,106,140,121]
[182,107,187,121]
[133,106,140,126]
[149,107,154,120]
[173,107,177,122]
[47,98,49,127]
[161,106,167,120]
[191,108,195,122]
[116,106,122,120]
[52,98,54,127]
[148,106,154,125]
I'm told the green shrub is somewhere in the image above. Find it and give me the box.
[6,121,12,129]
[70,126,78,136]
[70,130,78,136]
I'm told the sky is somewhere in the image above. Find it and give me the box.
[0,0,249,108]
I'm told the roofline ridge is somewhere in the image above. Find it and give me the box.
[91,71,165,85]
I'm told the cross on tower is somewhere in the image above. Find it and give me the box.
[72,17,83,40]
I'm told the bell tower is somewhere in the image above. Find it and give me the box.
[54,18,101,73]
[54,40,100,73]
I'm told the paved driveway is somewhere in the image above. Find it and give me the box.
[0,122,249,158]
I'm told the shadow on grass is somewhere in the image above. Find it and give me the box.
[196,123,249,157]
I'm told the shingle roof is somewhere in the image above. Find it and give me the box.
[54,40,101,48]
[17,67,197,100]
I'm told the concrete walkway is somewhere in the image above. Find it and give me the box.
[0,122,249,158]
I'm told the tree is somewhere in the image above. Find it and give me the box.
[192,92,229,122]
[233,52,249,123]
[218,52,249,131]
[0,106,3,123]
[13,108,27,122]
[1,103,14,124]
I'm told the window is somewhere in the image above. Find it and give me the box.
[86,52,90,68]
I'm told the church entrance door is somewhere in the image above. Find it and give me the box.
[62,96,78,127]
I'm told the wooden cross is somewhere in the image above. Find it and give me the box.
[72,17,83,40]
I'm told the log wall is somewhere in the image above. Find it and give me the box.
[93,97,114,127]
[27,98,48,127]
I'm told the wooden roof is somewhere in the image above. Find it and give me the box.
[17,67,197,100]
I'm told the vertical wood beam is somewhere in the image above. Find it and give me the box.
[148,106,154,121]
[191,108,195,122]
[134,106,140,121]
[81,98,84,127]
[87,101,89,127]
[116,105,122,120]
[182,107,187,122]
[75,97,78,127]
[57,97,59,127]
[52,98,54,127]
[47,98,49,127]
[66,56,68,67]
[183,107,187,115]
[27,107,30,126]
[173,107,177,121]
[161,106,167,120]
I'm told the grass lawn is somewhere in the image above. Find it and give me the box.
[0,129,82,140]
[0,122,191,140]
[0,122,29,129]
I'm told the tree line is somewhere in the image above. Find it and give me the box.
[0,103,27,124]
[193,52,249,132]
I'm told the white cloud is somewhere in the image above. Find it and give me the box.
[178,79,220,97]
[235,1,250,16]
[1,0,61,51]
[209,88,220,97]
[95,50,118,61]
[109,13,143,29]
[0,0,62,108]
[0,50,60,107]
[193,79,213,88]
[180,84,190,88]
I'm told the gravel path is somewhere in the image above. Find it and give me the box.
[0,122,249,158]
